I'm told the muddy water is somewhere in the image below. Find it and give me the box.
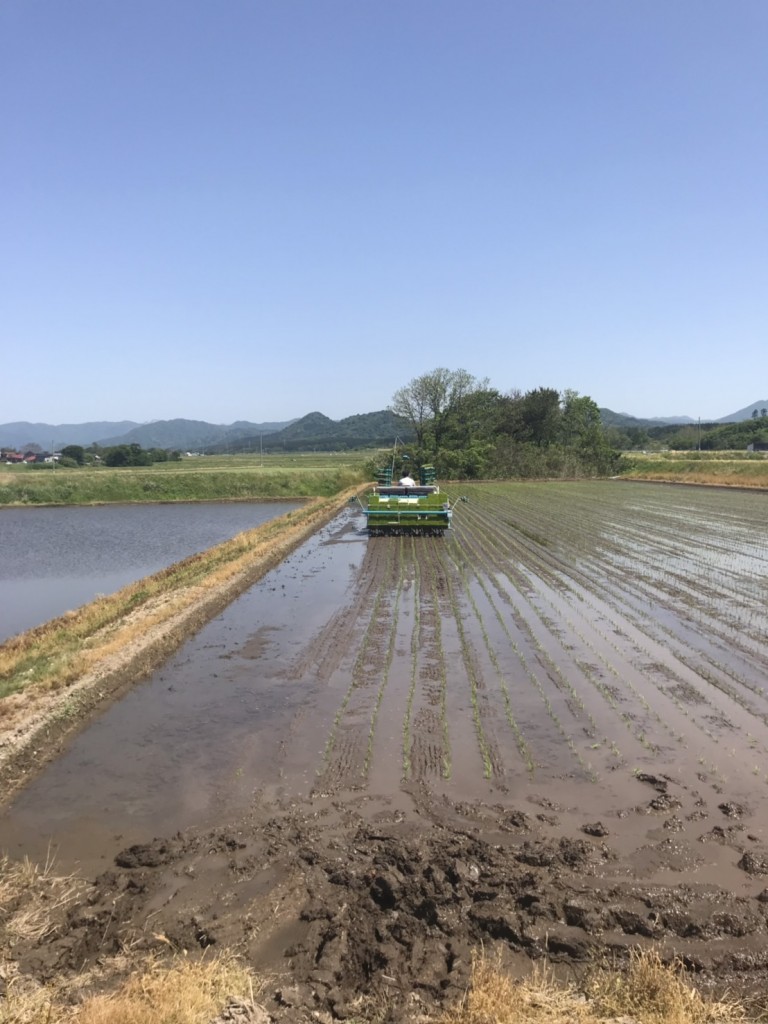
[0,501,300,641]
[0,511,366,872]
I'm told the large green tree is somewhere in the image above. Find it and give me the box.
[518,387,561,446]
[391,370,619,479]
[391,368,486,457]
[60,444,85,465]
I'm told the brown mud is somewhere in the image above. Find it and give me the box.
[3,481,768,1022]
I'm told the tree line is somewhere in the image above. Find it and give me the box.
[390,368,619,479]
[606,417,768,452]
[58,444,182,467]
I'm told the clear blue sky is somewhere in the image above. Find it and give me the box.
[3,1,766,425]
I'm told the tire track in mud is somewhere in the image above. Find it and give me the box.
[287,531,390,688]
[399,537,451,786]
[315,538,402,794]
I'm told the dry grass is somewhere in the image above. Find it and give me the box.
[437,949,747,1024]
[0,941,757,1024]
[587,949,745,1023]
[0,953,256,1024]
[72,954,256,1024]
[0,852,86,947]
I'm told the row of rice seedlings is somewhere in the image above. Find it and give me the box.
[422,537,453,779]
[320,539,397,766]
[438,540,495,779]
[447,545,535,774]
[364,536,406,776]
[452,508,608,778]
[553,486,768,672]
[593,490,768,653]
[456,496,594,722]
[553,566,768,766]
[470,483,768,773]
[458,490,674,760]
[475,485,729,745]
[605,520,763,645]
[608,553,768,705]
[570,526,768,727]
[401,535,421,779]
[476,507,681,748]
[535,491,768,771]
[456,499,595,722]
[483,483,768,719]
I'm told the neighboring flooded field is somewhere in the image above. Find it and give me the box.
[2,480,768,1019]
[0,500,300,640]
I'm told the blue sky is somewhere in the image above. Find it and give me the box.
[3,1,766,424]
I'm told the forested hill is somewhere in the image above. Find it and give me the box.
[0,421,141,449]
[0,418,293,451]
[96,418,292,451]
[209,410,413,453]
[599,409,694,428]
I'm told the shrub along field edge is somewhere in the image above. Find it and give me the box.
[0,485,365,807]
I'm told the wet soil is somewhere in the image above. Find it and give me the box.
[3,482,768,1021]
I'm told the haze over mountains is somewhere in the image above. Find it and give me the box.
[2,401,767,452]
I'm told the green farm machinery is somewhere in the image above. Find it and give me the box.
[361,464,458,536]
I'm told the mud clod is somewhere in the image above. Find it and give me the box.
[581,821,609,837]
[738,851,768,876]
[115,840,176,868]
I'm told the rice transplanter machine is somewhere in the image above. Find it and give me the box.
[361,465,459,536]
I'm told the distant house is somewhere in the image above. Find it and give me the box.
[747,442,768,452]
[2,450,24,463]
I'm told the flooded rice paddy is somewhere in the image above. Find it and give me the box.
[0,500,300,640]
[3,480,768,1003]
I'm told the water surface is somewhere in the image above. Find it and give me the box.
[0,501,300,640]
[0,511,366,873]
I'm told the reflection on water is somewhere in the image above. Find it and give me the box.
[0,501,300,640]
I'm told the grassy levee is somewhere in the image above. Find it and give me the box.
[0,459,367,505]
[619,451,768,488]
[0,484,365,804]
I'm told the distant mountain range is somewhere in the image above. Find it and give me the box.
[2,400,767,452]
[0,418,294,451]
[599,410,695,429]
[0,410,410,452]
[716,400,768,424]
[206,410,412,453]
[602,400,768,429]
